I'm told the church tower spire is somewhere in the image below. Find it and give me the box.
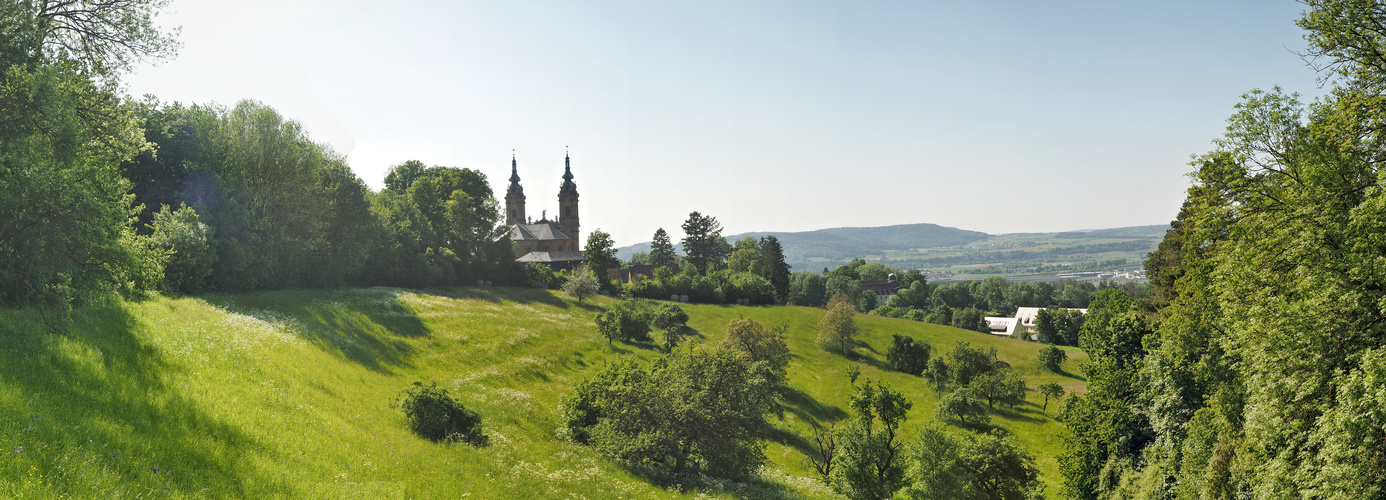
[558,150,580,251]
[505,153,526,226]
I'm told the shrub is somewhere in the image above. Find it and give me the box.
[150,204,216,294]
[524,263,560,289]
[392,382,487,445]
[886,334,931,375]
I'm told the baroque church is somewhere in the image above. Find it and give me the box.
[504,153,588,270]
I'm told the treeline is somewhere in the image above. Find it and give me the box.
[2,0,179,308]
[0,1,528,310]
[122,101,519,293]
[1056,2,1386,498]
[607,212,792,305]
[781,259,1140,332]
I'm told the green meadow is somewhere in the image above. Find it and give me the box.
[0,287,1086,498]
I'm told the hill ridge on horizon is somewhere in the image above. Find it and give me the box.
[615,222,1171,271]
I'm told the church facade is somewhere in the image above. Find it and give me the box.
[504,154,587,270]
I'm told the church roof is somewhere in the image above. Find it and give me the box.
[509,222,570,241]
[516,251,587,264]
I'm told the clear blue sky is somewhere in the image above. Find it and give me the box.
[125,0,1323,246]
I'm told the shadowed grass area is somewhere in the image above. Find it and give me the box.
[0,287,1085,498]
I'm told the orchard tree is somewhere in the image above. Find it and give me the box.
[561,347,773,479]
[961,431,1041,500]
[924,357,950,395]
[935,387,989,426]
[818,297,859,354]
[1038,345,1068,372]
[1038,382,1065,412]
[720,318,791,385]
[830,380,913,500]
[561,264,599,302]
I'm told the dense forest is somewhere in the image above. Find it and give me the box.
[1056,1,1386,498]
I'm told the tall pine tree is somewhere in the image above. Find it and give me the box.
[649,227,676,268]
[754,236,791,301]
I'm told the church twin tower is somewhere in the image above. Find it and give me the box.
[505,153,581,257]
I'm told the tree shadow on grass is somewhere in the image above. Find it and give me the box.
[429,285,572,308]
[1054,368,1087,381]
[202,288,424,374]
[763,424,817,459]
[780,387,848,425]
[429,286,609,313]
[849,351,891,372]
[0,302,283,497]
[991,403,1047,424]
[945,418,1004,434]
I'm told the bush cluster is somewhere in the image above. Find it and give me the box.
[594,299,689,347]
[393,382,487,446]
[625,267,776,305]
[886,334,931,375]
[561,347,773,479]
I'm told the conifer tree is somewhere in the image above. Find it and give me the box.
[649,228,676,268]
[754,235,792,301]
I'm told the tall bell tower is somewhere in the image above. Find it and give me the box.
[505,155,526,226]
[557,153,580,251]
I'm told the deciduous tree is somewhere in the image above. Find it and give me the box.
[818,297,859,354]
[680,211,727,274]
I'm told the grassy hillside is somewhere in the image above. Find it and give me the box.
[0,288,1086,498]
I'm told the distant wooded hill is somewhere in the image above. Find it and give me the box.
[615,223,1171,272]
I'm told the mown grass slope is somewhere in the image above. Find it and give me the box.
[0,287,1085,498]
